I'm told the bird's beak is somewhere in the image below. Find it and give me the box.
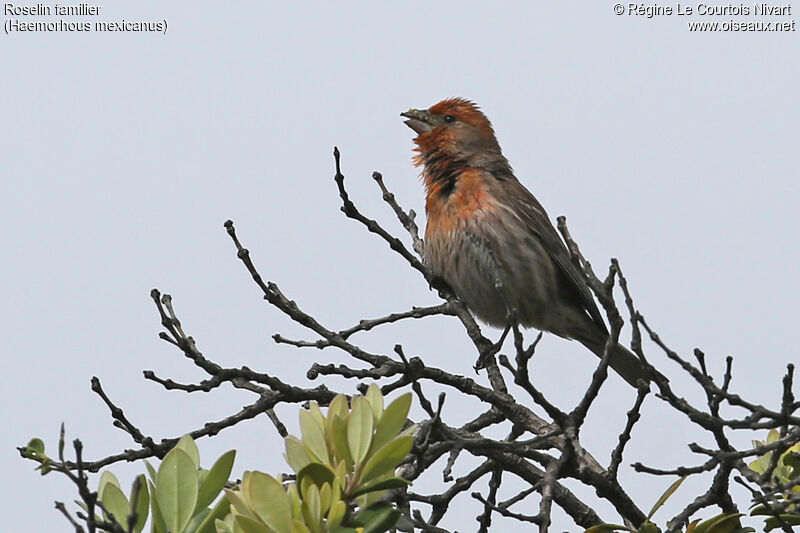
[401,108,434,135]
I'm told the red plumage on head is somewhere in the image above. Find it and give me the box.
[428,98,485,124]
[410,97,498,170]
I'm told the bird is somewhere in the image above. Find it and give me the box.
[401,97,649,387]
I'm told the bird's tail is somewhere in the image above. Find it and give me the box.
[577,334,653,388]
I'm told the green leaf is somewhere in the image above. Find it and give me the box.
[284,436,312,473]
[750,504,770,516]
[24,438,46,458]
[156,448,199,533]
[300,409,329,463]
[372,393,412,451]
[359,436,413,484]
[308,401,326,428]
[198,468,209,490]
[782,450,800,482]
[348,397,374,465]
[764,514,800,532]
[215,514,236,533]
[224,488,255,519]
[327,395,349,423]
[305,484,322,525]
[325,395,349,445]
[145,460,158,483]
[100,482,130,525]
[184,509,211,532]
[244,471,292,533]
[149,480,167,533]
[196,449,236,512]
[396,425,416,439]
[129,475,149,533]
[234,515,273,533]
[333,460,347,491]
[195,495,231,533]
[692,513,744,533]
[299,476,313,506]
[22,436,50,476]
[319,483,332,517]
[297,463,336,491]
[98,471,122,498]
[582,525,634,533]
[749,453,772,475]
[647,475,687,520]
[58,423,66,461]
[331,415,353,469]
[352,502,400,533]
[328,500,346,530]
[287,483,302,520]
[358,485,387,510]
[37,462,54,475]
[292,520,312,533]
[351,476,410,498]
[175,434,201,470]
[365,384,383,422]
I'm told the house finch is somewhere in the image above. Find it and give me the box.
[401,98,648,387]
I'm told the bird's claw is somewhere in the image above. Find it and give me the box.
[473,323,512,372]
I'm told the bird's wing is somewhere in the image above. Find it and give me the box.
[499,176,608,331]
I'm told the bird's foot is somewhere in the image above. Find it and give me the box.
[473,323,512,372]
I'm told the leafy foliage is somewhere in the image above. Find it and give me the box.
[68,434,236,533]
[220,384,413,533]
[582,428,800,533]
[22,385,413,533]
[748,429,800,531]
[583,476,754,533]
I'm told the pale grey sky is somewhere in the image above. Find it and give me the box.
[2,2,798,531]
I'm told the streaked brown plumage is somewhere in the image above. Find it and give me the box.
[401,98,648,387]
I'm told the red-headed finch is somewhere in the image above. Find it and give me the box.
[402,98,649,387]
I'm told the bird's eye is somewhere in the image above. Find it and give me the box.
[444,115,456,123]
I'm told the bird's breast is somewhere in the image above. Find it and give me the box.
[423,169,561,329]
[424,168,494,230]
[423,169,510,325]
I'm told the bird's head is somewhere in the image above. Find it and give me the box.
[401,98,501,165]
